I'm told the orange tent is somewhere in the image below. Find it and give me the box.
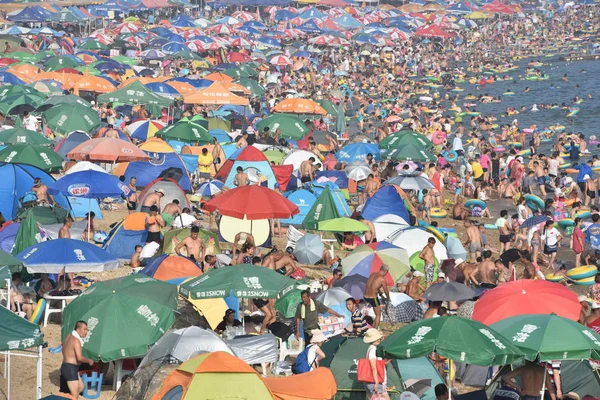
[166,81,196,95]
[123,212,148,230]
[263,368,338,400]
[203,72,234,82]
[272,98,327,115]
[183,82,249,105]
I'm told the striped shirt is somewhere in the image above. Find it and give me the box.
[351,308,368,336]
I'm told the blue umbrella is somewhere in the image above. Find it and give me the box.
[149,37,170,47]
[521,215,551,229]
[294,233,324,264]
[236,26,261,36]
[292,50,310,58]
[336,142,381,163]
[145,82,179,98]
[208,128,231,143]
[444,236,467,260]
[197,179,224,197]
[95,60,127,74]
[257,37,281,48]
[242,21,266,30]
[48,170,130,199]
[333,274,367,299]
[17,238,119,273]
[274,10,295,21]
[162,41,189,53]
[353,34,379,45]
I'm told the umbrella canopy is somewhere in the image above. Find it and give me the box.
[17,238,119,273]
[43,103,101,135]
[345,162,371,181]
[333,274,367,299]
[318,217,369,232]
[67,138,150,162]
[196,179,224,197]
[203,185,299,220]
[0,93,44,115]
[378,131,433,150]
[125,119,166,141]
[520,215,551,229]
[316,287,353,307]
[491,314,600,361]
[386,173,435,191]
[423,281,476,302]
[444,236,467,260]
[472,280,581,325]
[255,114,309,140]
[341,242,410,286]
[155,120,213,144]
[275,287,303,318]
[48,170,131,199]
[0,249,22,274]
[294,233,324,264]
[377,316,525,366]
[272,98,327,115]
[336,143,381,163]
[0,306,43,351]
[386,144,436,162]
[179,264,296,300]
[0,144,63,172]
[37,94,92,111]
[62,275,178,361]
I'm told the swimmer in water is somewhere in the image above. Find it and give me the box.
[524,87,530,93]
[531,104,539,112]
[561,73,568,82]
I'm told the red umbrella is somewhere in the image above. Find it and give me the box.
[67,138,150,163]
[472,280,581,325]
[204,185,299,220]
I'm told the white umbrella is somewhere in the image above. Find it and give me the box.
[316,287,352,307]
[345,161,371,181]
[386,173,435,191]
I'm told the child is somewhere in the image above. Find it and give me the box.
[130,245,143,269]
[421,189,432,224]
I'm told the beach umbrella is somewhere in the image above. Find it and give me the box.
[0,84,43,99]
[256,114,309,140]
[0,93,44,115]
[0,144,63,172]
[386,144,436,162]
[48,170,130,199]
[294,233,324,264]
[17,238,119,274]
[235,78,265,96]
[491,314,600,361]
[520,215,551,229]
[336,142,381,163]
[270,54,292,66]
[43,103,101,134]
[139,49,166,60]
[377,316,525,365]
[0,127,52,146]
[341,242,410,286]
[472,280,581,326]
[333,274,367,299]
[272,98,327,115]
[62,275,178,361]
[196,179,224,197]
[275,287,303,318]
[79,40,109,51]
[0,306,43,351]
[444,236,467,260]
[386,173,435,191]
[179,264,296,300]
[125,119,166,141]
[30,80,64,96]
[155,120,213,144]
[37,94,91,111]
[318,217,369,232]
[203,185,299,220]
[379,131,432,149]
[44,56,82,71]
[423,281,476,302]
[345,162,371,181]
[316,287,353,307]
[67,137,150,163]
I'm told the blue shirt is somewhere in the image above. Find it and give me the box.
[573,164,593,183]
[585,223,600,249]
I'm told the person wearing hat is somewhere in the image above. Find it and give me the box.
[305,329,327,371]
[140,188,165,214]
[578,295,590,325]
[30,177,53,206]
[232,232,254,257]
[215,309,242,334]
[363,328,389,399]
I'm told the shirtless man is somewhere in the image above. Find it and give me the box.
[232,232,254,256]
[455,258,478,286]
[421,189,432,223]
[59,217,73,239]
[453,196,470,221]
[357,216,376,243]
[61,321,94,399]
[300,157,315,183]
[423,301,442,319]
[233,166,249,187]
[31,177,54,205]
[472,250,496,288]
[502,361,557,400]
[130,245,142,269]
[585,174,597,206]
[406,271,426,304]
[104,125,119,139]
[236,132,248,149]
[174,226,205,263]
[363,264,391,329]
[145,205,165,245]
[162,199,182,228]
[496,210,512,253]
[10,273,34,319]
[503,178,518,198]
[464,220,483,261]
[262,251,299,276]
[127,177,138,214]
[141,188,165,214]
[418,237,437,288]
[364,174,380,204]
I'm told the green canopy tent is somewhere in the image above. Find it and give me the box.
[0,85,43,100]
[256,114,309,140]
[97,80,172,107]
[0,144,63,172]
[0,306,45,399]
[43,56,81,72]
[302,186,340,230]
[48,9,83,24]
[79,40,109,51]
[155,120,214,145]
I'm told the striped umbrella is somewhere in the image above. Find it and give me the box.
[126,119,167,141]
[196,179,224,197]
[269,55,292,66]
[341,242,410,286]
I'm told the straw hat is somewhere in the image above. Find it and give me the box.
[310,329,327,344]
[363,328,383,344]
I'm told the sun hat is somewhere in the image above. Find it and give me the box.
[310,329,328,344]
[413,271,423,278]
[155,188,166,195]
[237,232,248,245]
[363,328,383,344]
[578,295,588,303]
[592,302,600,310]
[454,258,465,266]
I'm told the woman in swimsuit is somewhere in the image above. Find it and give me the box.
[237,243,256,265]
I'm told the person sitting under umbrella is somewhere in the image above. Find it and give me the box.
[215,309,242,335]
[262,248,300,277]
[10,272,35,319]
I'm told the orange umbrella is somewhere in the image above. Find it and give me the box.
[7,70,33,84]
[71,75,116,94]
[34,71,81,87]
[203,72,234,82]
[166,81,196,95]
[118,76,165,88]
[67,138,150,163]
[7,64,43,76]
[183,82,249,105]
[272,98,327,115]
[221,81,251,96]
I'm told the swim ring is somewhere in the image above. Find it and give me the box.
[464,199,487,210]
[576,210,592,219]
[524,194,545,212]
[557,218,575,228]
[566,265,598,280]
[29,298,47,325]
[430,208,448,219]
[493,147,506,153]
[444,151,458,163]
[420,96,433,102]
[508,142,522,148]
[426,226,445,242]
[518,149,532,157]
[432,131,446,145]
[418,219,430,228]
[545,273,563,282]
[574,276,595,285]
[559,163,572,170]
[484,223,498,230]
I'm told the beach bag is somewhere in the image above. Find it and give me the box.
[293,344,315,374]
[357,347,385,383]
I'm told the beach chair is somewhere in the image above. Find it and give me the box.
[285,225,304,251]
[277,336,304,362]
[81,371,103,399]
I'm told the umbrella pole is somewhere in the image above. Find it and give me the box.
[448,359,452,400]
[6,350,10,400]
[87,198,91,243]
[36,346,42,400]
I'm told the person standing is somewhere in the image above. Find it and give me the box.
[197,147,213,184]
[364,265,391,329]
[418,237,437,287]
[363,328,389,400]
[541,220,561,271]
[501,361,557,400]
[61,321,94,399]
[572,217,585,267]
[295,290,342,343]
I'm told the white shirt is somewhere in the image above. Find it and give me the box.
[172,213,197,229]
[452,136,464,151]
[543,227,560,246]
[24,115,37,131]
[547,159,559,176]
[140,242,160,259]
[517,204,528,220]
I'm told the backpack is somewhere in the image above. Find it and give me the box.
[293,344,315,374]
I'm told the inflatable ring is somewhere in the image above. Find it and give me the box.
[418,219,430,228]
[419,96,433,102]
[575,276,595,285]
[576,210,592,219]
[432,131,446,145]
[524,194,545,212]
[566,265,598,280]
[565,169,578,174]
[430,208,448,219]
[464,199,487,210]
[493,147,506,153]
[545,273,564,282]
[484,223,498,230]
[593,166,600,172]
[518,149,531,157]
[508,142,523,148]
[426,225,445,242]
[557,218,575,228]
[559,163,572,170]
[29,298,47,325]
[444,151,458,163]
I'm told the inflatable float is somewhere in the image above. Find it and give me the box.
[566,265,597,280]
[524,194,545,212]
[430,208,448,219]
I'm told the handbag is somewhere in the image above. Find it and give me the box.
[357,348,386,383]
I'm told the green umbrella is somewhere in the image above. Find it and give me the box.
[112,55,138,66]
[0,144,63,172]
[377,316,525,366]
[43,103,100,135]
[318,217,369,232]
[379,130,433,149]
[37,94,92,111]
[275,287,302,318]
[492,314,600,361]
[386,143,436,162]
[0,93,44,115]
[235,78,265,97]
[315,99,337,116]
[237,64,258,77]
[179,264,296,300]
[61,275,178,362]
[168,50,203,61]
[223,67,249,79]
[256,114,309,140]
[335,101,346,135]
[79,40,109,51]
[0,127,52,146]
[0,84,44,99]
[0,249,22,273]
[43,56,81,72]
[8,51,37,62]
[0,306,44,351]
[97,80,172,107]
[75,66,100,75]
[155,120,214,144]
[49,10,83,23]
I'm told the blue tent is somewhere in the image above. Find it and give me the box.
[333,14,362,29]
[446,1,472,13]
[102,213,147,260]
[298,7,326,19]
[170,15,196,27]
[0,163,72,220]
[208,129,232,143]
[8,6,52,22]
[297,19,323,33]
[281,189,317,226]
[93,0,124,11]
[218,146,277,189]
[122,152,193,192]
[362,185,411,223]
[54,132,91,158]
[0,222,19,253]
[315,170,349,189]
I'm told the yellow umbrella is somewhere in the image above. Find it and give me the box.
[466,11,489,19]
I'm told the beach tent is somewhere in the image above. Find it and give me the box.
[308,184,351,218]
[316,170,349,189]
[162,228,220,256]
[263,368,338,400]
[387,227,448,277]
[281,189,317,226]
[139,254,203,282]
[102,212,148,260]
[136,178,190,212]
[395,358,445,400]
[216,146,277,189]
[302,186,341,230]
[54,131,91,157]
[113,151,193,192]
[0,222,19,253]
[361,184,414,224]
